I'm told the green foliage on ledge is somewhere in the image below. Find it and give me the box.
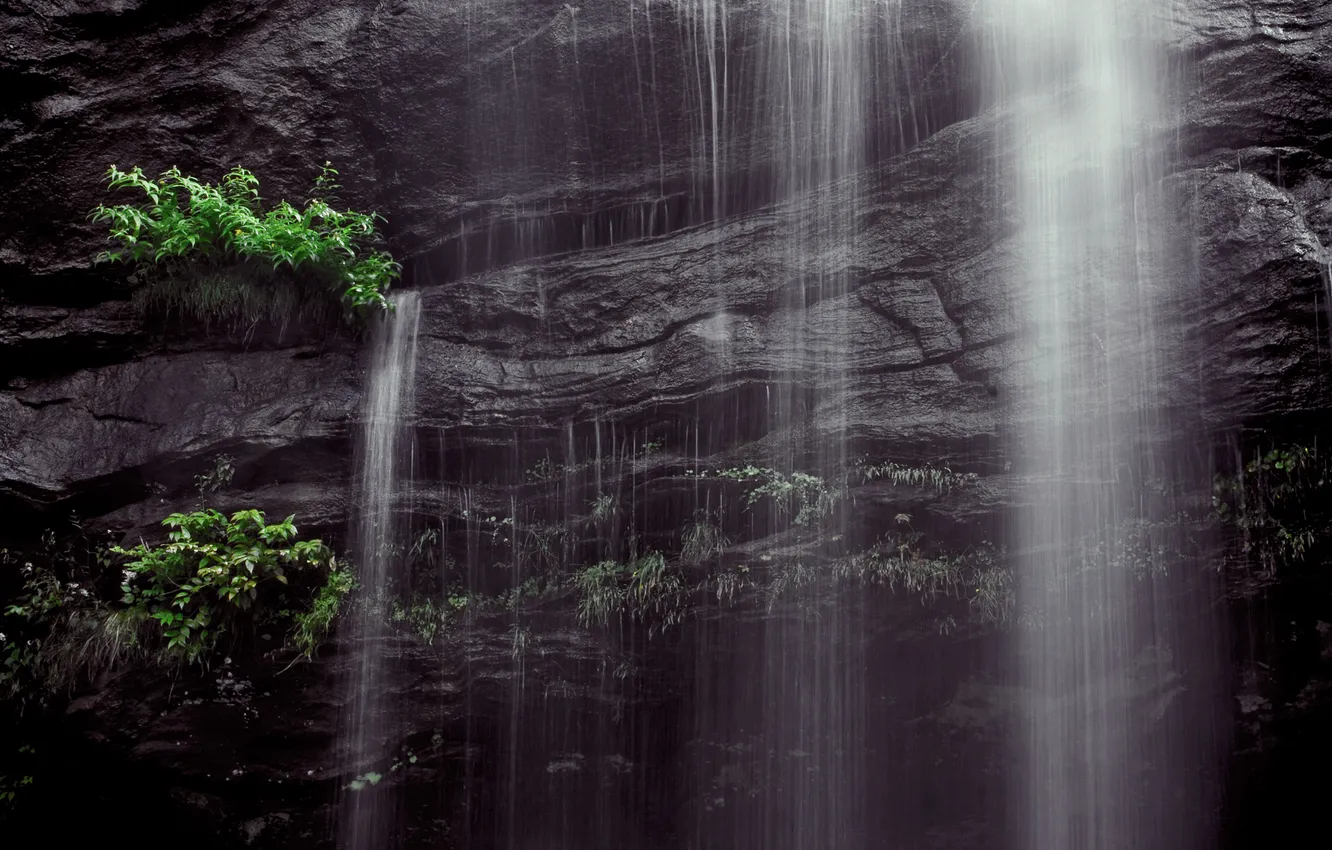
[91,163,398,325]
[715,466,838,527]
[573,552,686,632]
[1213,442,1331,579]
[111,509,337,664]
[1,509,351,708]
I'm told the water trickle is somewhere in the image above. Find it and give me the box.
[703,0,871,847]
[339,291,422,850]
[1322,257,1332,352]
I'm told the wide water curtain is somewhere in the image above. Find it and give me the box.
[341,292,422,850]
[991,1,1218,849]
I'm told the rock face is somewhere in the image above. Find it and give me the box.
[2,0,1332,847]
[0,0,979,275]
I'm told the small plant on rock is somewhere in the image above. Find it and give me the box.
[291,566,356,659]
[716,466,838,527]
[1,526,138,706]
[194,453,236,498]
[858,459,978,491]
[681,510,728,565]
[828,514,1013,626]
[573,551,686,632]
[1213,442,1330,577]
[388,594,448,645]
[590,493,617,524]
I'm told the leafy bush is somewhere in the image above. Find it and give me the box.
[113,509,333,663]
[1213,443,1329,577]
[91,163,398,324]
[830,515,1012,626]
[194,453,236,498]
[388,593,454,645]
[702,459,976,533]
[1,509,347,707]
[716,466,838,527]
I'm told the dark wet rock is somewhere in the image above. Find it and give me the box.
[0,298,145,381]
[2,0,1328,532]
[1171,0,1332,171]
[45,592,1005,849]
[410,112,1011,459]
[1162,168,1332,429]
[0,0,1330,847]
[0,0,981,277]
[0,341,359,535]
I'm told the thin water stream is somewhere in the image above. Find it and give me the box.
[340,291,422,850]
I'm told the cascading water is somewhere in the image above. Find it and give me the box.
[340,291,422,850]
[755,1,866,848]
[332,2,1226,847]
[988,1,1220,848]
[674,0,874,846]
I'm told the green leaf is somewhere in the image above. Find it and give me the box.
[90,163,396,322]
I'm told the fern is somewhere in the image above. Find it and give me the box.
[858,460,978,491]
[91,163,398,325]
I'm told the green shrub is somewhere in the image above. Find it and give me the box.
[1,508,346,707]
[831,521,1012,626]
[681,510,728,565]
[1213,443,1329,577]
[388,593,448,645]
[113,509,333,663]
[91,163,398,324]
[573,560,628,628]
[589,493,616,524]
[715,466,838,527]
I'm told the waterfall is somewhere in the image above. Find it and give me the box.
[330,3,1226,847]
[989,1,1220,848]
[756,1,867,847]
[340,291,422,850]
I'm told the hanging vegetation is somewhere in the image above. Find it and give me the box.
[91,163,399,326]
